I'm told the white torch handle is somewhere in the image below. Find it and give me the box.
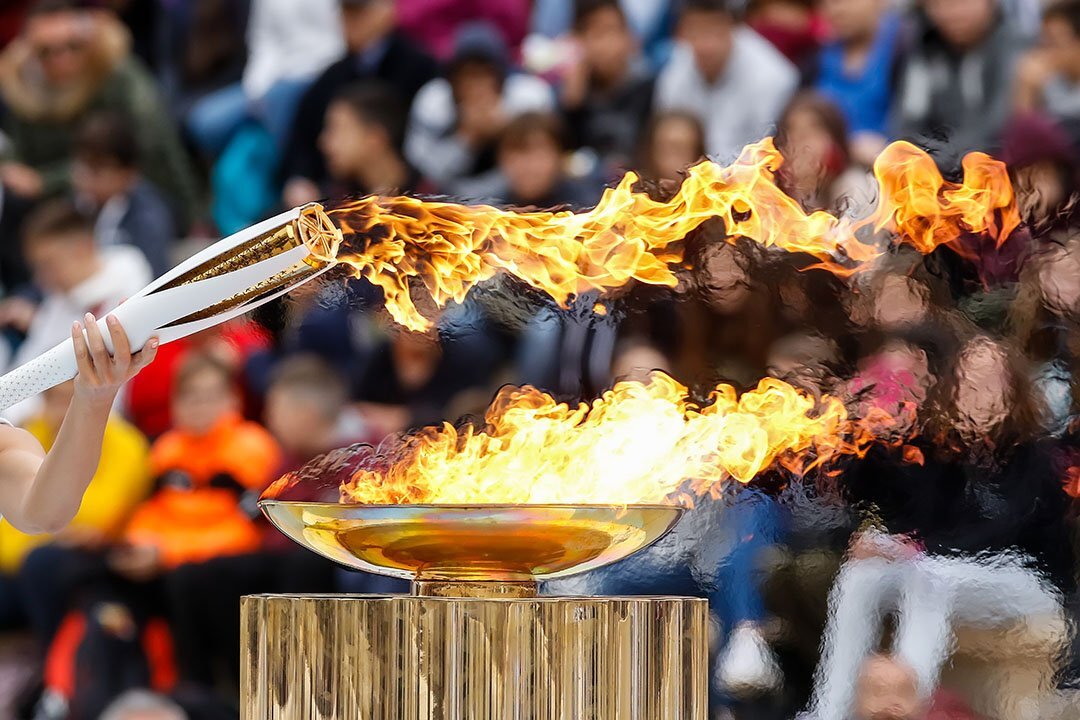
[0,340,79,411]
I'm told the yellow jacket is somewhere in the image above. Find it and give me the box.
[0,416,152,572]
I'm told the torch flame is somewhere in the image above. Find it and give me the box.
[335,372,894,506]
[320,138,1019,332]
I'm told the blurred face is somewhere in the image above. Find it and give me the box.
[650,116,703,181]
[780,107,837,181]
[1044,15,1080,76]
[699,243,750,312]
[872,274,930,330]
[612,345,670,383]
[341,0,395,53]
[172,368,238,436]
[853,656,922,720]
[25,233,97,293]
[1013,162,1067,222]
[25,11,91,87]
[924,0,996,49]
[953,337,1012,435]
[499,132,563,204]
[319,101,378,180]
[820,0,884,42]
[679,10,734,81]
[1037,242,1080,316]
[72,157,136,207]
[578,6,634,82]
[451,64,502,108]
[265,388,333,454]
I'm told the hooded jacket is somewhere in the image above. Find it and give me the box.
[0,10,199,228]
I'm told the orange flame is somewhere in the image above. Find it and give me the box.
[337,372,891,506]
[321,138,1019,332]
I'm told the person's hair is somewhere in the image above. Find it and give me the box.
[332,81,408,152]
[637,110,707,178]
[75,111,139,168]
[269,354,349,422]
[1046,0,1080,36]
[174,352,237,397]
[27,0,82,19]
[100,690,187,720]
[499,111,568,153]
[21,197,94,248]
[679,0,734,19]
[574,0,626,30]
[775,91,851,168]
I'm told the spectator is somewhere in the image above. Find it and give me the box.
[850,655,923,720]
[281,0,438,208]
[405,22,555,200]
[397,0,530,61]
[1015,0,1080,143]
[1000,112,1080,232]
[529,0,676,72]
[891,0,1023,163]
[318,82,432,199]
[71,111,177,278]
[185,0,344,155]
[654,0,798,160]
[0,0,199,228]
[166,356,344,692]
[813,0,901,167]
[100,691,187,720]
[637,110,707,183]
[493,112,594,208]
[746,0,825,69]
[559,0,654,181]
[0,199,151,421]
[775,92,875,218]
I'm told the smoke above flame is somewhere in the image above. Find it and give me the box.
[321,372,908,506]
[319,138,1019,332]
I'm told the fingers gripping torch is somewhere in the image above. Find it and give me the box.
[0,203,342,410]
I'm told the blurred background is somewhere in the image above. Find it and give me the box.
[2,0,1080,719]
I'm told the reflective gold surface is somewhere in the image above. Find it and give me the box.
[241,594,709,720]
[258,502,683,594]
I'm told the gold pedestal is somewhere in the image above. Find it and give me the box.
[241,593,708,720]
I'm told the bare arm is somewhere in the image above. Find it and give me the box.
[0,314,157,534]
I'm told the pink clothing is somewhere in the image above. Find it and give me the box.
[395,0,529,60]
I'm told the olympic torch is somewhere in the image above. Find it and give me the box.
[0,202,342,411]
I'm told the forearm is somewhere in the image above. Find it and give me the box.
[17,393,114,533]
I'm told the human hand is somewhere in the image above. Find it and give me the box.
[108,543,162,582]
[0,297,37,332]
[850,531,921,562]
[0,163,44,198]
[71,313,158,408]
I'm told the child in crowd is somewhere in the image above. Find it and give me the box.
[71,111,178,278]
[0,198,152,423]
[654,0,798,159]
[1016,0,1080,142]
[637,110,707,183]
[318,81,432,198]
[560,0,654,181]
[494,111,594,208]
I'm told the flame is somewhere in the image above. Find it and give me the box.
[336,372,891,506]
[320,138,1019,332]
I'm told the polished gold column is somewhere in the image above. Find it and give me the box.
[241,593,708,720]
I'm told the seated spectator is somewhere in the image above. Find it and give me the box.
[406,22,555,200]
[654,0,798,160]
[1001,112,1080,232]
[891,0,1022,163]
[813,0,901,167]
[775,92,874,218]
[0,199,151,422]
[397,0,530,62]
[746,0,825,69]
[186,0,344,155]
[637,110,707,183]
[492,111,595,208]
[0,380,150,632]
[528,0,676,72]
[1015,0,1080,145]
[318,82,432,199]
[165,356,344,693]
[559,0,654,182]
[281,0,437,208]
[0,0,199,228]
[71,111,177,278]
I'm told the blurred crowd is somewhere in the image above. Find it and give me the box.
[1,0,1080,719]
